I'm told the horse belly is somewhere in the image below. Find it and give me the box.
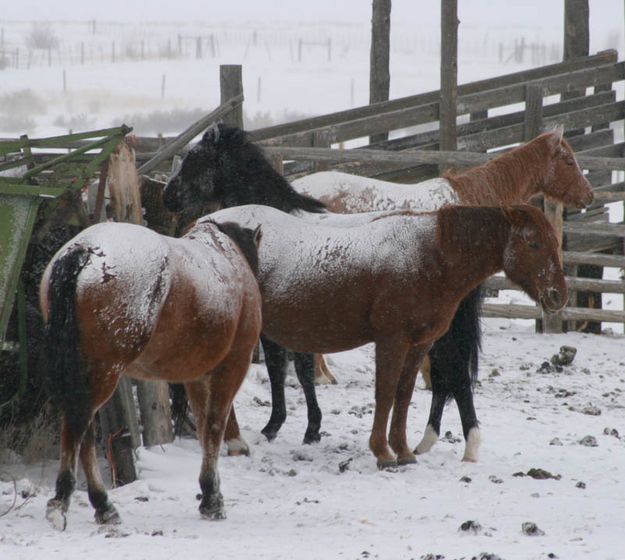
[260,282,373,354]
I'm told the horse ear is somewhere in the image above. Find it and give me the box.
[202,122,221,145]
[252,225,262,247]
[501,205,527,231]
[547,126,564,148]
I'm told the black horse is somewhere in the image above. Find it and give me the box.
[163,124,482,460]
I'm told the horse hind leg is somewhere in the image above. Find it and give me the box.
[80,422,120,524]
[259,334,288,442]
[224,407,250,456]
[192,357,250,520]
[294,352,322,444]
[46,418,84,531]
[314,354,338,385]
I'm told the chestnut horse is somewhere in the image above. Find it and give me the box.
[163,125,591,462]
[198,203,567,467]
[41,219,262,529]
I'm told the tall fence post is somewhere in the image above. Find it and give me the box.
[220,65,244,129]
[439,0,458,173]
[525,83,565,333]
[369,0,391,144]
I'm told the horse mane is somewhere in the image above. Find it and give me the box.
[436,205,509,257]
[216,126,327,214]
[206,219,261,276]
[443,132,558,205]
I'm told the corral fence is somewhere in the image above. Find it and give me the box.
[134,51,625,332]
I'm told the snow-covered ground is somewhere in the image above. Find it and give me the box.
[1,6,624,558]
[1,321,624,560]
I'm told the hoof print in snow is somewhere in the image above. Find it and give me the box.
[537,361,562,374]
[526,468,561,480]
[576,481,586,489]
[252,396,271,407]
[551,345,577,366]
[472,554,504,560]
[549,437,563,446]
[488,475,503,484]
[521,521,545,536]
[441,431,461,444]
[603,427,620,439]
[578,435,598,447]
[459,519,482,534]
[421,555,445,560]
[459,475,472,483]
[338,457,353,473]
[581,405,601,416]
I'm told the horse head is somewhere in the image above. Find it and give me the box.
[502,205,568,313]
[540,129,594,209]
[163,123,229,213]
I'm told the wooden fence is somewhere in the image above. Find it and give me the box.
[235,51,624,331]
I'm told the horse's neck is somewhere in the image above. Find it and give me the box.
[448,142,547,205]
[436,208,508,295]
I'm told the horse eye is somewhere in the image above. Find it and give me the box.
[528,241,540,249]
[565,157,574,166]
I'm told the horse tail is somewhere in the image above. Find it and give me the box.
[429,285,483,399]
[44,245,92,440]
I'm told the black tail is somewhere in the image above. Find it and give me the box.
[428,285,483,399]
[44,246,92,440]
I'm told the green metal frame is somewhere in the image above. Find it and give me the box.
[0,125,132,343]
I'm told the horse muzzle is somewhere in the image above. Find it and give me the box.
[539,287,567,313]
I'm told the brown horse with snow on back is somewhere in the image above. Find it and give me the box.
[41,219,262,529]
[205,203,567,468]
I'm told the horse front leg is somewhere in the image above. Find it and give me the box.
[293,352,322,444]
[259,334,288,441]
[388,344,429,465]
[370,336,410,469]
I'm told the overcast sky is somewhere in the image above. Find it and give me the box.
[2,1,621,32]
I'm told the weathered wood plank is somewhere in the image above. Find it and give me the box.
[485,275,625,294]
[563,251,625,267]
[251,51,618,141]
[482,303,623,322]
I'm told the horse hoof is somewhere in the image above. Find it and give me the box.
[226,438,250,456]
[261,427,278,442]
[94,505,121,525]
[46,500,67,531]
[376,458,398,470]
[200,495,226,520]
[200,507,227,521]
[302,431,321,445]
[397,453,417,466]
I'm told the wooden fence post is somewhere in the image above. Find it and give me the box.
[369,0,391,144]
[525,83,565,333]
[220,65,244,129]
[439,0,458,173]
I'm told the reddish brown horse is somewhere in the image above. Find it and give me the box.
[41,219,262,529]
[205,203,567,467]
[292,130,593,387]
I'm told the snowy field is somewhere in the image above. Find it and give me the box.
[1,320,624,560]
